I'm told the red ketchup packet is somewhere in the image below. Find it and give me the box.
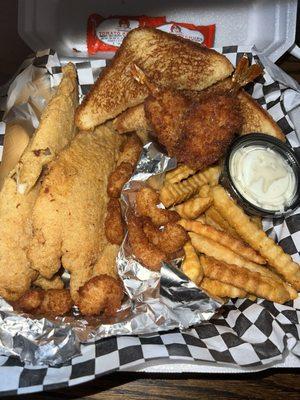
[87,14,166,54]
[87,14,215,55]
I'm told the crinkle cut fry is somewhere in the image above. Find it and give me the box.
[160,165,221,207]
[200,277,247,299]
[127,212,167,270]
[200,255,290,304]
[165,164,196,184]
[182,241,203,283]
[205,206,240,238]
[211,185,300,290]
[188,232,297,300]
[179,219,266,265]
[175,196,212,219]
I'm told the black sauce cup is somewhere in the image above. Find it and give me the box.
[220,133,300,218]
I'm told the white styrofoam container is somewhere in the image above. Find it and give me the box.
[18,0,298,62]
[16,0,300,375]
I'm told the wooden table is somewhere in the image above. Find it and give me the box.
[1,1,300,399]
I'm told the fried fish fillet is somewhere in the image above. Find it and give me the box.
[0,177,39,300]
[0,65,79,302]
[16,63,78,194]
[29,125,124,302]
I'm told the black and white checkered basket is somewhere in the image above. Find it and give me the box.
[0,47,300,395]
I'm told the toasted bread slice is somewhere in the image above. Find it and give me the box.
[237,90,285,141]
[75,27,233,130]
[113,89,284,141]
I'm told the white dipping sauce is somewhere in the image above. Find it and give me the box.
[229,145,296,211]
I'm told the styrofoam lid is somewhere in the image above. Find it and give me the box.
[18,0,297,62]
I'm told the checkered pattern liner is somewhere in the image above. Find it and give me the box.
[0,47,300,395]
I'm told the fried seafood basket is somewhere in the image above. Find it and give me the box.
[0,0,300,395]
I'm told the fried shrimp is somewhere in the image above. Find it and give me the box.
[107,162,133,198]
[117,134,143,166]
[104,198,125,245]
[107,134,143,198]
[15,289,73,315]
[143,219,188,254]
[127,212,167,270]
[136,187,179,226]
[77,275,123,316]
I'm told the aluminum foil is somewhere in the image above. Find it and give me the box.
[0,59,222,366]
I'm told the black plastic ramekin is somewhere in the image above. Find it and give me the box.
[220,133,300,218]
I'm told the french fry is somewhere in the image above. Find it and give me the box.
[200,277,247,299]
[196,215,206,224]
[200,164,221,186]
[189,232,294,291]
[205,206,239,238]
[198,184,211,197]
[160,181,201,208]
[175,196,212,219]
[204,214,224,232]
[200,255,291,304]
[182,242,203,283]
[165,164,220,185]
[211,185,300,290]
[165,164,196,184]
[250,215,263,230]
[160,167,219,207]
[179,219,266,265]
[160,165,220,207]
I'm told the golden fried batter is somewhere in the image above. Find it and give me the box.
[127,213,167,270]
[29,125,123,302]
[145,89,189,155]
[174,94,242,170]
[143,219,188,254]
[107,134,143,198]
[107,162,133,198]
[77,275,123,316]
[33,274,64,290]
[0,177,39,301]
[104,198,125,245]
[15,288,73,315]
[136,187,179,226]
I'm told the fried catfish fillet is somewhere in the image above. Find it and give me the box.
[16,63,78,194]
[0,177,39,301]
[29,125,124,302]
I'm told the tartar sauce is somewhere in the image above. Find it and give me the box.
[229,145,296,211]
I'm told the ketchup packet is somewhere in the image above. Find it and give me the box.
[87,14,215,55]
[87,14,166,54]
